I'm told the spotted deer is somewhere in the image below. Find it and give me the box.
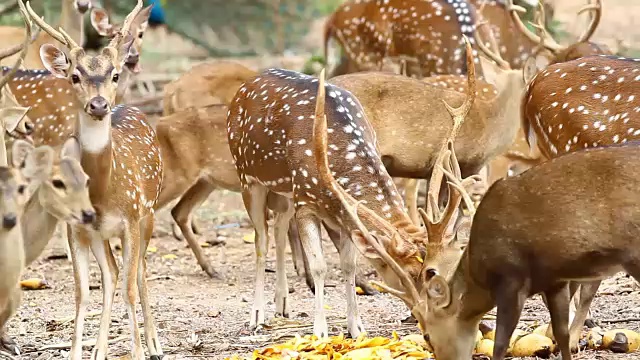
[26,0,165,359]
[226,36,479,335]
[417,142,640,360]
[323,0,484,78]
[0,137,95,355]
[0,0,92,69]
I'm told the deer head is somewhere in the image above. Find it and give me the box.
[12,138,95,225]
[72,0,93,14]
[23,0,142,122]
[90,4,153,74]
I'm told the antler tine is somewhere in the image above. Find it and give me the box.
[0,0,32,91]
[576,0,601,43]
[110,0,143,46]
[474,22,511,70]
[23,1,79,49]
[312,68,420,306]
[505,0,565,52]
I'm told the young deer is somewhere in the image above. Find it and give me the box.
[419,142,640,360]
[226,36,477,335]
[0,0,92,69]
[26,0,165,359]
[0,137,95,355]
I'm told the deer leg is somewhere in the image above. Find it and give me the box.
[0,290,21,355]
[89,238,118,360]
[403,178,420,226]
[545,283,572,360]
[241,186,269,330]
[190,217,202,235]
[274,200,295,318]
[171,178,220,278]
[567,281,599,352]
[338,231,365,338]
[68,226,92,360]
[296,206,328,338]
[121,222,144,360]
[493,282,527,360]
[324,224,378,295]
[287,219,305,277]
[138,215,163,359]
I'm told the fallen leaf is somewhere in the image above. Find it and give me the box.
[243,233,255,243]
[20,278,49,290]
[162,254,178,260]
[146,246,158,253]
[355,287,364,295]
[324,304,332,310]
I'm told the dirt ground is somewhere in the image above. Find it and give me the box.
[7,0,640,359]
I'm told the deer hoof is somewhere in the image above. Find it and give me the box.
[0,334,19,356]
[203,266,224,280]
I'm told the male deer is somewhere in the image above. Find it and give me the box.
[26,0,165,359]
[226,36,477,336]
[419,142,640,360]
[0,0,92,69]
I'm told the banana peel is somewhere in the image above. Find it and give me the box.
[226,332,434,359]
[20,278,49,290]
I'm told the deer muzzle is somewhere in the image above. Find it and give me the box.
[87,96,109,119]
[74,0,92,14]
[2,213,17,229]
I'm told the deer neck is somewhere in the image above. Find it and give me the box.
[486,73,524,146]
[115,69,132,104]
[0,224,24,292]
[21,190,59,266]
[59,0,85,46]
[77,111,113,214]
[450,251,495,321]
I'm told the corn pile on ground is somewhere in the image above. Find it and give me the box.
[225,332,434,360]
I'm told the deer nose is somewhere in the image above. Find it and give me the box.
[3,213,17,229]
[75,1,91,14]
[126,53,140,65]
[88,97,109,118]
[81,210,96,224]
[24,120,34,134]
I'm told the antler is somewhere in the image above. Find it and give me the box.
[474,21,511,70]
[0,1,39,61]
[420,36,479,244]
[0,0,32,91]
[576,0,602,43]
[23,1,80,50]
[312,68,421,307]
[505,0,565,52]
[107,0,144,50]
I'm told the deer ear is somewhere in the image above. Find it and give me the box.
[61,137,82,162]
[40,44,71,79]
[426,275,452,310]
[351,230,381,259]
[90,8,115,37]
[11,139,34,169]
[0,107,30,134]
[478,55,501,86]
[23,146,54,182]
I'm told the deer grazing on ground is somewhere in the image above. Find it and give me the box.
[0,0,92,69]
[26,0,165,359]
[0,137,95,355]
[226,34,478,336]
[418,142,640,360]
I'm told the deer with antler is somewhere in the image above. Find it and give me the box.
[24,0,164,359]
[417,141,640,360]
[226,33,479,335]
[0,0,92,69]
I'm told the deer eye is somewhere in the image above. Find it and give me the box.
[138,32,144,39]
[112,73,119,83]
[52,179,66,190]
[71,74,80,84]
[17,185,25,194]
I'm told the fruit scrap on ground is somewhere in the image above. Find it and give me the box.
[226,332,434,359]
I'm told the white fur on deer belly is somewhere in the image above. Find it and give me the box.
[96,213,125,239]
[244,175,293,198]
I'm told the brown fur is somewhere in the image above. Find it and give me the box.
[421,143,640,360]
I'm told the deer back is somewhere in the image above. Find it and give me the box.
[523,55,640,159]
[329,71,518,178]
[2,67,77,147]
[155,104,239,209]
[325,0,480,77]
[162,61,258,115]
